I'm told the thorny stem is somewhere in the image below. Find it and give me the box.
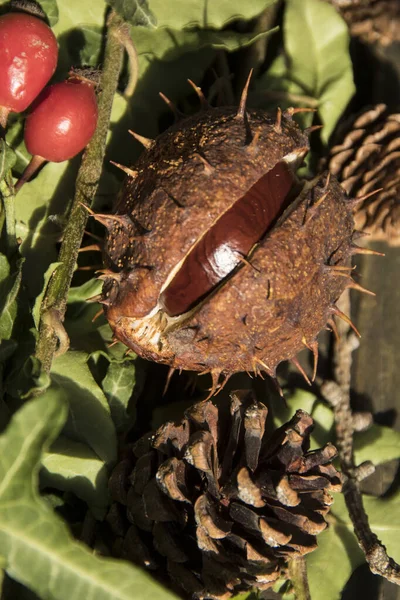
[321,290,400,586]
[288,556,311,600]
[34,10,128,375]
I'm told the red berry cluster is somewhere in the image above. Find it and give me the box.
[0,8,98,190]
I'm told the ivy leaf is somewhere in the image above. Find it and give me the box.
[107,0,157,27]
[284,0,355,143]
[0,395,178,600]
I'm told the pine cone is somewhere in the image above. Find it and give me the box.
[107,392,342,599]
[327,0,400,46]
[328,104,400,246]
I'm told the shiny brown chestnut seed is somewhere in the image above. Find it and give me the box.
[99,83,362,393]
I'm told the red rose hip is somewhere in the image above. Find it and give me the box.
[15,78,98,191]
[0,12,58,127]
[24,79,98,162]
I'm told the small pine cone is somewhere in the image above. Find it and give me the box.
[327,0,400,46]
[107,392,342,599]
[328,104,400,246]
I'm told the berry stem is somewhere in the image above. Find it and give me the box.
[0,106,9,131]
[34,9,127,376]
[14,155,46,192]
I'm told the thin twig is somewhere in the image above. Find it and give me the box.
[321,290,400,585]
[253,89,319,107]
[117,26,139,98]
[288,556,311,600]
[238,1,282,85]
[215,51,235,106]
[34,10,127,375]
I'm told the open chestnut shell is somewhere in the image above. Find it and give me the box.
[99,83,360,392]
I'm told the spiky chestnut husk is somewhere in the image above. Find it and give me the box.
[100,88,359,390]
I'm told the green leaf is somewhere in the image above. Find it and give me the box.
[5,118,30,176]
[41,351,117,464]
[102,359,137,432]
[6,354,52,403]
[37,0,59,27]
[68,278,103,304]
[0,395,178,600]
[134,25,277,61]
[0,395,68,504]
[15,160,79,299]
[0,140,17,182]
[146,0,277,29]
[107,0,157,27]
[253,54,317,129]
[0,254,24,341]
[65,280,113,356]
[273,388,317,426]
[53,3,106,38]
[0,340,17,363]
[231,592,260,600]
[284,0,355,142]
[62,25,103,68]
[272,579,295,600]
[41,435,109,516]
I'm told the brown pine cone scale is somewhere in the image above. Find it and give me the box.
[107,392,342,599]
[327,0,400,46]
[329,104,400,245]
